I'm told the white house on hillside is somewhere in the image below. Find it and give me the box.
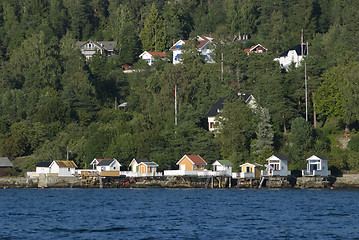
[244,44,268,54]
[274,44,308,69]
[169,35,214,64]
[139,51,167,66]
[206,93,257,132]
[76,40,117,60]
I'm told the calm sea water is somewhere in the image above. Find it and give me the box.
[1,188,358,240]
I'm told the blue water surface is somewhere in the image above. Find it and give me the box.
[1,188,358,239]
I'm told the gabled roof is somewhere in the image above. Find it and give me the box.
[53,161,77,168]
[169,40,187,51]
[139,51,166,58]
[169,35,213,51]
[36,162,51,168]
[267,155,289,162]
[240,162,263,167]
[197,35,213,49]
[206,98,225,117]
[0,157,13,167]
[206,94,254,117]
[177,155,207,165]
[91,158,113,165]
[129,158,149,166]
[97,159,121,167]
[212,160,233,166]
[139,162,159,167]
[279,44,308,57]
[76,40,117,51]
[306,155,329,161]
[244,44,268,53]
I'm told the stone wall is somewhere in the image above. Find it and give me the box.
[3,174,359,189]
[333,174,359,189]
[0,177,37,188]
[295,176,335,189]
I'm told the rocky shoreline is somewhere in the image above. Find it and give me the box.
[2,174,359,189]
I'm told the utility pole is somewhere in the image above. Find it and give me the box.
[221,52,224,81]
[175,84,177,126]
[305,62,308,122]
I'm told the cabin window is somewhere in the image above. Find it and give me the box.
[68,168,70,171]
[246,166,251,173]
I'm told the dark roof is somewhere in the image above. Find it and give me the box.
[76,40,117,51]
[279,44,308,57]
[0,157,13,167]
[36,162,51,167]
[134,158,149,163]
[206,98,225,117]
[206,94,253,117]
[273,155,290,161]
[97,159,116,166]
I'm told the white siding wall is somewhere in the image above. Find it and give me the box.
[36,167,50,174]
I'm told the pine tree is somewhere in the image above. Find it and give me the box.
[139,3,167,52]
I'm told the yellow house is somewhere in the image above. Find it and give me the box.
[239,163,262,179]
[138,162,159,174]
[176,155,207,171]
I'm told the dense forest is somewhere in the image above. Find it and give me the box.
[1,0,359,175]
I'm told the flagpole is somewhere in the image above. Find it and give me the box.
[301,29,304,57]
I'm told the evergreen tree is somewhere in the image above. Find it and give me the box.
[109,4,141,63]
[140,3,167,52]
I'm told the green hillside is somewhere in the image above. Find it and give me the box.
[1,0,359,175]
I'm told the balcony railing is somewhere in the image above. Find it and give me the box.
[302,169,331,177]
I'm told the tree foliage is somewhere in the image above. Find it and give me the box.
[0,0,358,174]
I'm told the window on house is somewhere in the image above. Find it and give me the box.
[68,168,70,171]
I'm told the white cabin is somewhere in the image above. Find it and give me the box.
[212,160,233,176]
[49,161,77,177]
[262,155,291,177]
[96,159,121,172]
[35,162,52,174]
[274,44,308,69]
[302,155,331,177]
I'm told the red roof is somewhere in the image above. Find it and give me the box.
[147,51,167,57]
[186,155,207,165]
